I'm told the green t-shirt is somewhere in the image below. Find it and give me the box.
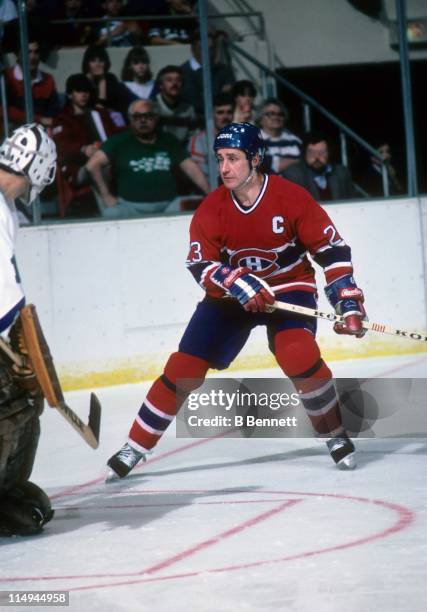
[101,130,188,202]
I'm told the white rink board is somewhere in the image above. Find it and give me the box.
[15,197,427,386]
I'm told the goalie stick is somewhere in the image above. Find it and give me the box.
[273,301,427,343]
[0,335,101,449]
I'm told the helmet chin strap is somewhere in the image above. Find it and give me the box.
[234,159,256,191]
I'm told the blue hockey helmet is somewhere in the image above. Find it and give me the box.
[213,122,265,166]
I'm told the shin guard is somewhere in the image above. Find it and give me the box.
[274,329,343,436]
[129,352,210,451]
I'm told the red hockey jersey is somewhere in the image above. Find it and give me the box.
[186,174,353,297]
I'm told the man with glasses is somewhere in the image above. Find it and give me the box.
[86,99,209,217]
[283,131,356,202]
[258,98,301,175]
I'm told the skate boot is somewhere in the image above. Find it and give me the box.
[327,432,356,470]
[106,443,148,481]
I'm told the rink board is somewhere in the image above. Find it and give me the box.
[15,197,427,390]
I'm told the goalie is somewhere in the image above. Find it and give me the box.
[0,124,56,536]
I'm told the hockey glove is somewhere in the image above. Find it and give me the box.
[212,266,275,313]
[325,275,367,337]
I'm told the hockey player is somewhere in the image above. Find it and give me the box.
[107,122,366,480]
[0,124,57,536]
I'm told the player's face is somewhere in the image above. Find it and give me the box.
[216,148,252,189]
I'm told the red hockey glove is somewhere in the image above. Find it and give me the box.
[325,275,367,338]
[212,266,275,313]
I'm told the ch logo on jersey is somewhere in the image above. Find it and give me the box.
[229,248,279,277]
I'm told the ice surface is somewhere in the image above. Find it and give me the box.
[1,354,426,612]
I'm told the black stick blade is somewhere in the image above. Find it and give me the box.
[88,393,102,447]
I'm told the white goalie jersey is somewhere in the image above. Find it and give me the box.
[0,191,24,327]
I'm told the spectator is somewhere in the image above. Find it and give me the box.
[188,92,233,180]
[4,39,60,129]
[361,142,403,197]
[96,0,132,47]
[0,0,17,42]
[258,98,302,174]
[282,131,357,201]
[50,0,95,48]
[231,80,257,124]
[52,73,116,214]
[121,46,155,99]
[181,29,235,116]
[85,98,210,218]
[154,65,197,144]
[82,44,136,125]
[148,0,196,46]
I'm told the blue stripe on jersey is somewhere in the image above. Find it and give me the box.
[187,261,209,285]
[0,297,25,334]
[138,403,171,432]
[298,384,337,413]
[276,242,306,270]
[313,245,352,268]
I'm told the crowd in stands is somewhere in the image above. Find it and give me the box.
[0,1,402,220]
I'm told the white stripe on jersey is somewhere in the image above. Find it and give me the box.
[266,256,305,277]
[323,262,353,272]
[272,281,317,292]
[200,262,220,289]
[231,175,269,215]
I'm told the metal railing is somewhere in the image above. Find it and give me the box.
[227,41,392,198]
[7,0,416,224]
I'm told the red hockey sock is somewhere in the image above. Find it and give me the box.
[129,352,210,450]
[274,329,343,436]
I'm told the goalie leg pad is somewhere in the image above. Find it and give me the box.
[0,357,44,490]
[0,481,53,537]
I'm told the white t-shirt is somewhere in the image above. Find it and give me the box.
[0,191,24,323]
[123,81,155,100]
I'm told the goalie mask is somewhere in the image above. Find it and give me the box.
[0,124,57,205]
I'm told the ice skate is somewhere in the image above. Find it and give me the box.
[327,432,356,470]
[106,443,147,482]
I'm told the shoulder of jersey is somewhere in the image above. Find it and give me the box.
[199,184,229,208]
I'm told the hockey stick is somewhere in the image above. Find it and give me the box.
[0,336,101,449]
[273,301,427,343]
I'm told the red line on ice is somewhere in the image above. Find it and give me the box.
[0,491,414,589]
